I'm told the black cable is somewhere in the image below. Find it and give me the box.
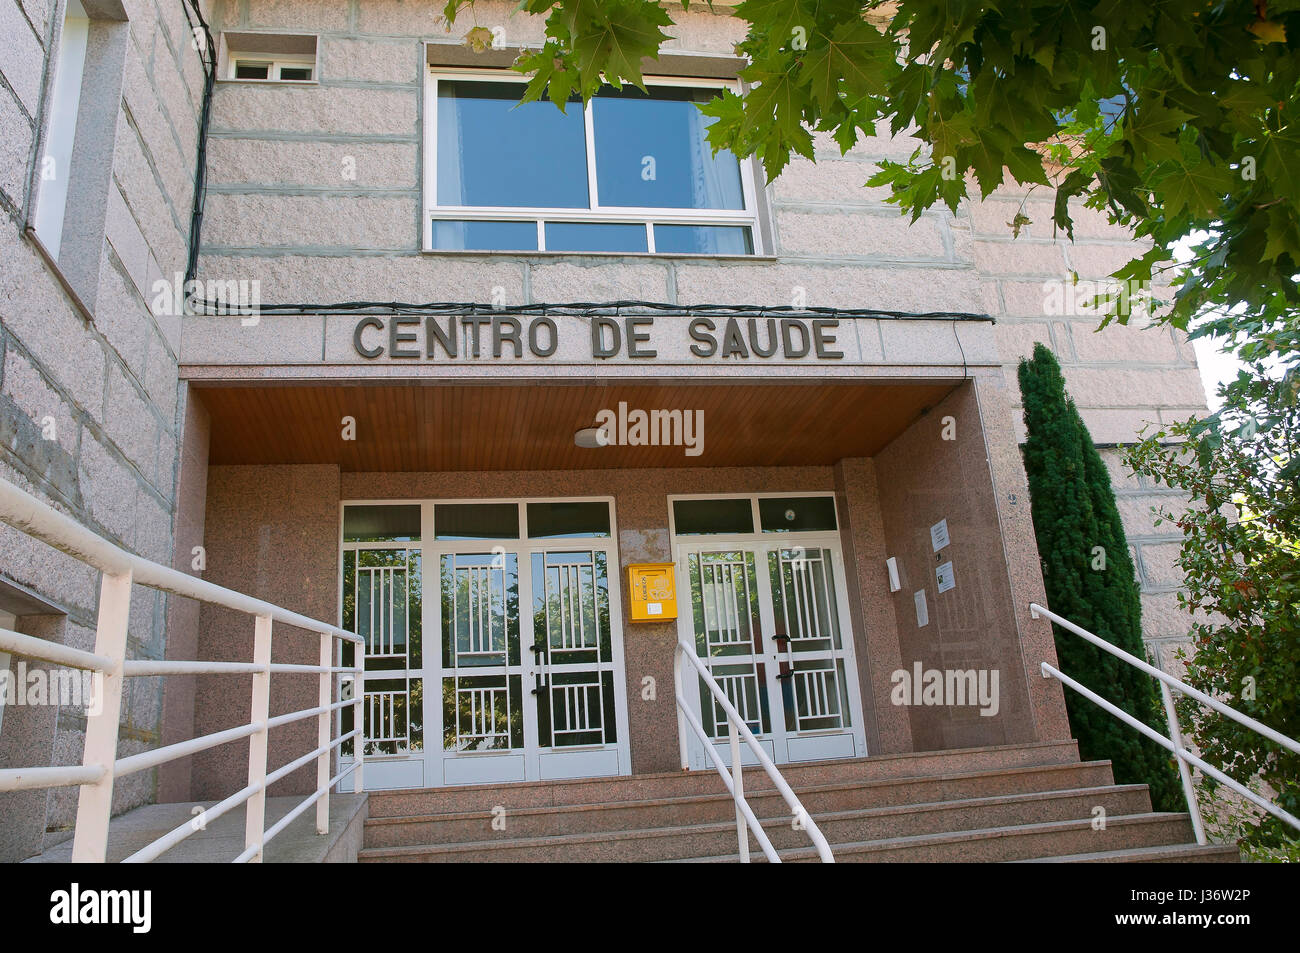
[181,0,216,292]
[186,295,993,322]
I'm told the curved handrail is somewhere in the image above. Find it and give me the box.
[674,642,835,863]
[1031,602,1300,838]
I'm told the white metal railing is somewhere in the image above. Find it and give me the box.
[672,643,834,862]
[0,475,364,862]
[1031,602,1300,842]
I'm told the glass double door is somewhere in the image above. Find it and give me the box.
[437,545,628,785]
[344,541,629,789]
[677,539,867,766]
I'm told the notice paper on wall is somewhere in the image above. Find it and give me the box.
[914,589,929,628]
[936,561,955,594]
[930,518,950,553]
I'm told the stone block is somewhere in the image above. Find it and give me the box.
[0,0,45,115]
[319,36,421,84]
[202,193,419,251]
[0,81,32,206]
[210,85,417,137]
[206,138,418,189]
[529,261,670,303]
[973,240,1067,278]
[776,208,947,260]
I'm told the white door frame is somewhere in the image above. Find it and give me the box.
[338,497,632,790]
[669,493,868,769]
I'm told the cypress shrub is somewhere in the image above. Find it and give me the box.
[1018,343,1181,811]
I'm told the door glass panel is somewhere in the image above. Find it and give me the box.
[673,498,753,535]
[434,502,520,539]
[441,552,519,667]
[526,501,611,538]
[443,673,524,751]
[701,661,769,737]
[340,549,422,755]
[686,550,769,738]
[758,496,837,533]
[440,552,523,752]
[343,504,421,542]
[533,550,617,747]
[784,659,850,733]
[769,548,842,651]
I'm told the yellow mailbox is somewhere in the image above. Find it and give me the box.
[627,563,678,622]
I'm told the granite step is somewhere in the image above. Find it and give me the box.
[362,761,1119,848]
[359,786,1154,862]
[1019,843,1241,863]
[365,740,1081,819]
[677,814,1199,863]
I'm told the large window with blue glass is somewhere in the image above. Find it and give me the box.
[427,70,759,255]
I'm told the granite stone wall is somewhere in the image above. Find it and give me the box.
[0,0,203,859]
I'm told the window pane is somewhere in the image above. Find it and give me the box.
[672,498,754,535]
[432,219,537,251]
[527,501,611,538]
[593,86,744,210]
[654,224,752,255]
[343,504,421,542]
[758,496,838,533]
[545,222,647,253]
[437,80,588,208]
[278,66,312,81]
[235,62,270,79]
[434,502,520,539]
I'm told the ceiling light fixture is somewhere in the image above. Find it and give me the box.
[574,427,606,449]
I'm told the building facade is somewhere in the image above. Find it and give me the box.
[0,0,1209,860]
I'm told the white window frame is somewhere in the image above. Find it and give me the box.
[423,67,763,255]
[225,52,316,83]
[33,0,89,260]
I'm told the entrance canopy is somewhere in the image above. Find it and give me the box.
[199,381,958,471]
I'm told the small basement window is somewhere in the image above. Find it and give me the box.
[229,55,314,82]
[221,32,318,83]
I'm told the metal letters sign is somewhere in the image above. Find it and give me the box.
[350,315,845,361]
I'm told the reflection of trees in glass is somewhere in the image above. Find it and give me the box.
[441,553,520,668]
[442,676,522,751]
[340,548,423,755]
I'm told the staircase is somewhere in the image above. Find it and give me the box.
[357,741,1238,863]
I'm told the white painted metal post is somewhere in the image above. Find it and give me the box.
[352,641,364,794]
[316,631,331,834]
[245,614,272,862]
[71,570,133,862]
[728,719,749,863]
[673,645,690,771]
[1160,680,1207,845]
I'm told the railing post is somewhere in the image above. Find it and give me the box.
[71,570,133,862]
[352,640,364,794]
[316,631,331,834]
[245,614,272,862]
[673,644,689,771]
[1159,680,1207,845]
[728,719,750,863]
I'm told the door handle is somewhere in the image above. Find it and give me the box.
[530,643,548,695]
